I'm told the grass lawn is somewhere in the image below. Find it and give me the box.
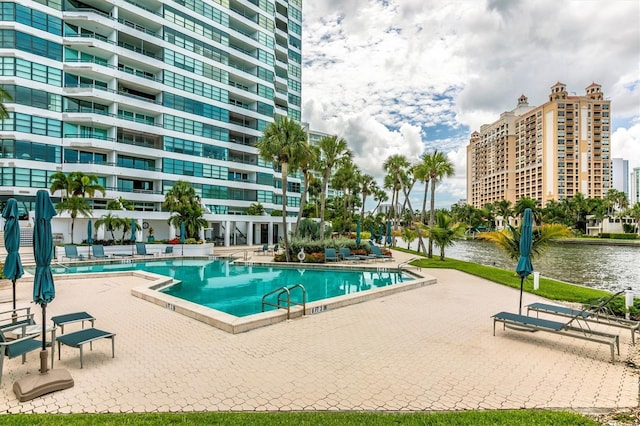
[395,247,611,304]
[0,411,600,425]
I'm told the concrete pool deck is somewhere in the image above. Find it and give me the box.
[0,247,638,413]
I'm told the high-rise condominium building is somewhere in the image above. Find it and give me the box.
[467,82,612,208]
[611,158,629,197]
[631,168,640,205]
[0,0,302,243]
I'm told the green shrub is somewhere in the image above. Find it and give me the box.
[600,233,637,240]
[622,223,638,234]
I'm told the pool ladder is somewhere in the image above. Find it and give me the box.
[261,284,306,320]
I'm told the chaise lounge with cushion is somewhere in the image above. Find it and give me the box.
[526,290,639,344]
[135,242,154,257]
[324,248,340,262]
[64,245,84,261]
[339,247,362,262]
[492,296,622,362]
[91,245,109,259]
[368,243,393,261]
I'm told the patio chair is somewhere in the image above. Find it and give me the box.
[368,244,393,261]
[91,245,109,259]
[0,327,42,384]
[0,307,35,335]
[526,289,639,344]
[135,242,154,256]
[492,296,622,362]
[254,244,268,255]
[268,244,279,255]
[162,246,174,256]
[339,247,361,262]
[64,245,84,261]
[324,248,340,262]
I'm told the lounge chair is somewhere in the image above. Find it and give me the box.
[492,298,622,362]
[254,244,268,255]
[339,247,362,262]
[163,246,174,256]
[268,244,279,255]
[64,245,84,261]
[135,242,154,256]
[368,244,393,261]
[324,248,340,262]
[91,245,109,259]
[526,290,639,344]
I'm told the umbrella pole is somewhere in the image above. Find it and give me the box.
[40,303,48,373]
[11,279,17,322]
[519,277,524,315]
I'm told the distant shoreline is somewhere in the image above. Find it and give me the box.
[555,238,640,247]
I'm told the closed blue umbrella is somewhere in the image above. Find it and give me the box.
[180,222,186,244]
[33,190,57,370]
[130,218,136,242]
[386,221,392,245]
[180,221,186,256]
[379,224,384,244]
[86,219,93,244]
[2,198,24,315]
[516,208,534,314]
[369,223,375,242]
[355,219,361,246]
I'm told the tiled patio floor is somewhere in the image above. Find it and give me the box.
[0,249,637,413]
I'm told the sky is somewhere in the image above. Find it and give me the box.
[300,0,640,210]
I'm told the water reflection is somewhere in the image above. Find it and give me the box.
[403,238,640,292]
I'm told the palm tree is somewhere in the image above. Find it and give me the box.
[514,197,541,225]
[400,226,418,250]
[358,174,376,220]
[477,223,573,261]
[423,151,454,258]
[293,142,319,237]
[256,117,308,261]
[494,199,513,228]
[316,135,351,238]
[162,180,207,240]
[55,196,91,243]
[95,213,123,242]
[383,154,410,228]
[49,171,75,201]
[69,171,106,199]
[426,212,467,261]
[331,159,360,233]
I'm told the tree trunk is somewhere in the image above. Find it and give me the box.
[294,171,308,237]
[281,162,291,262]
[319,167,330,237]
[428,179,436,258]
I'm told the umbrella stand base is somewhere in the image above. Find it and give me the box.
[13,369,74,402]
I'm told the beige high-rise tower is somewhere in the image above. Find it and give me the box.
[467,82,611,208]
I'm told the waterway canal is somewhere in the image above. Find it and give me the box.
[402,238,640,293]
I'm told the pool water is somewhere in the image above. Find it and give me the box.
[48,259,414,317]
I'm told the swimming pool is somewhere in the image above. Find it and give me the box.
[48,258,414,317]
[46,258,435,333]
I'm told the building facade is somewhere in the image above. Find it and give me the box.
[0,0,303,244]
[467,82,612,208]
[631,167,640,205]
[611,158,629,197]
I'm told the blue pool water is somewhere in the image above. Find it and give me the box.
[47,259,414,317]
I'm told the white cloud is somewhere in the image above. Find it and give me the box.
[612,121,640,170]
[302,0,640,207]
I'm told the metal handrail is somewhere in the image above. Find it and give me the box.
[227,250,248,261]
[398,257,421,272]
[261,284,306,319]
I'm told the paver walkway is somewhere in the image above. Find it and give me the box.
[0,249,637,413]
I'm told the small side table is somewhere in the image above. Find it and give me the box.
[51,312,96,334]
